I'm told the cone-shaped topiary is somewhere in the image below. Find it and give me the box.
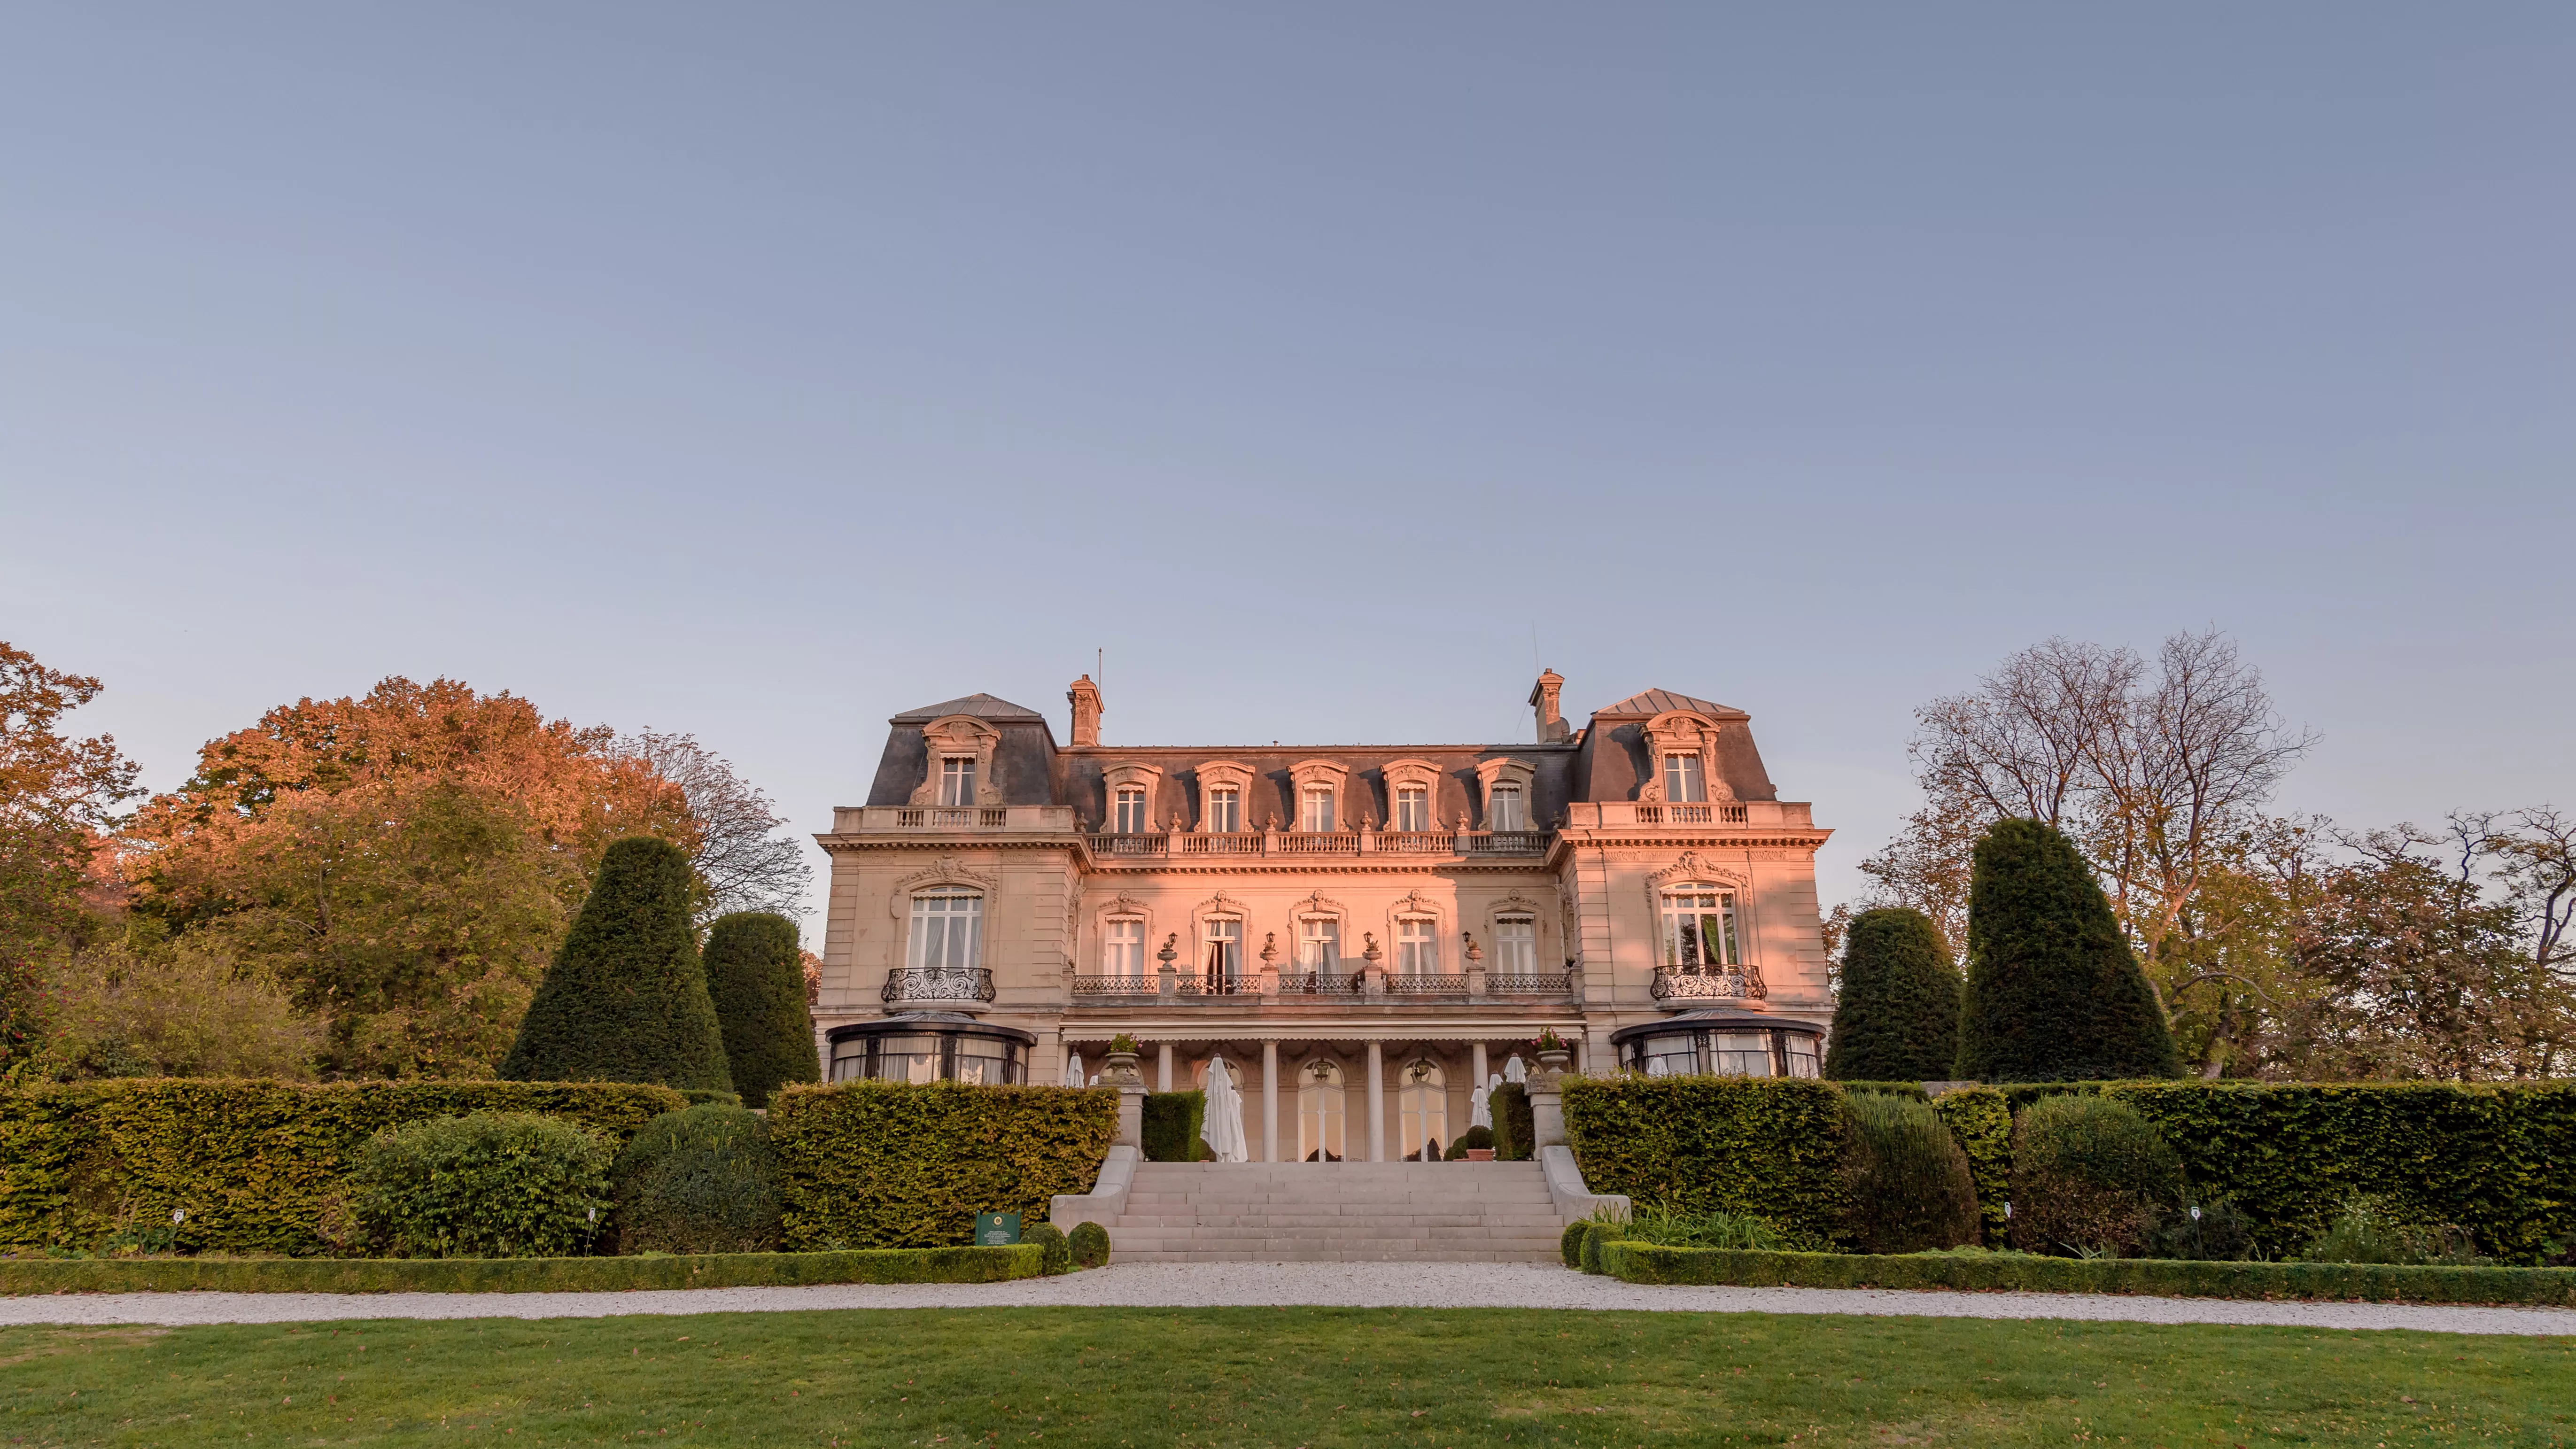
[500,836,734,1092]
[1956,820,2180,1082]
[701,912,820,1108]
[1825,907,1961,1082]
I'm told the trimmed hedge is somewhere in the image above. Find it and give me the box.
[1958,820,2179,1081]
[1141,1091,1206,1162]
[0,1244,1043,1296]
[702,912,821,1109]
[0,1078,683,1255]
[500,836,733,1093]
[1490,1082,1533,1162]
[1844,1092,1979,1254]
[1927,1087,2012,1245]
[1562,1077,1856,1247]
[1027,1220,1072,1275]
[1596,1241,2576,1307]
[1831,1082,1932,1101]
[350,1112,612,1259]
[769,1080,1116,1249]
[1069,1220,1110,1269]
[1825,907,1960,1081]
[611,1103,782,1255]
[1560,1219,1590,1269]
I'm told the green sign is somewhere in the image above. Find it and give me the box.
[974,1212,1022,1246]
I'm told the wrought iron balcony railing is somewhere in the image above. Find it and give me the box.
[1081,829,1552,861]
[1066,968,1573,1001]
[882,967,997,1004]
[1648,967,1768,1001]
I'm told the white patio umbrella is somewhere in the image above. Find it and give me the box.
[1468,1079,1493,1130]
[1062,1052,1085,1088]
[1200,1055,1250,1163]
[1645,1056,1670,1077]
[1503,1054,1527,1085]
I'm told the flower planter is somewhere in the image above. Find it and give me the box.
[1466,1148,1495,1162]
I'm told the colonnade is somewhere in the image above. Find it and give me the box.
[1117,1036,1558,1162]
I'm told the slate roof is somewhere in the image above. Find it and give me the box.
[888,693,1047,723]
[1594,688,1745,719]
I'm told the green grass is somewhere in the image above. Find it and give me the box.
[1,1308,2568,1446]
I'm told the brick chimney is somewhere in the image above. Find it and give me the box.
[1067,674,1103,747]
[1529,669,1567,743]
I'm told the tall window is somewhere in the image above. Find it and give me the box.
[1297,917,1339,971]
[1662,753,1706,804]
[1207,788,1240,833]
[1659,887,1739,973]
[1398,1059,1448,1160]
[939,757,978,806]
[1396,917,1437,975]
[1488,783,1526,830]
[1298,1060,1345,1162]
[907,891,983,970]
[1103,918,1144,978]
[1114,787,1148,833]
[1203,918,1241,991]
[1393,786,1429,832]
[1302,786,1335,833]
[1495,915,1537,973]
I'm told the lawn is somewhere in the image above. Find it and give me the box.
[1,1307,2567,1447]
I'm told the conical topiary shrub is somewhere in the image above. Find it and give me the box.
[500,836,733,1092]
[1825,907,1961,1082]
[1956,820,2180,1082]
[701,911,820,1108]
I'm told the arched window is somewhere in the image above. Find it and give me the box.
[1298,1060,1346,1162]
[908,891,983,971]
[1659,886,1739,974]
[1398,1058,1448,1160]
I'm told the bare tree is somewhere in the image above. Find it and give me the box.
[615,731,814,922]
[2459,807,2576,1077]
[1910,638,2140,829]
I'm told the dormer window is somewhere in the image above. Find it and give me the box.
[1488,783,1526,830]
[1393,786,1430,832]
[1302,787,1336,833]
[1208,788,1241,833]
[1114,786,1148,833]
[1662,754,1706,804]
[939,757,978,807]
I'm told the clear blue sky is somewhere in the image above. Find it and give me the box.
[5,5,2569,928]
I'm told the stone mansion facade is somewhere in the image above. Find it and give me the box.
[813,671,1834,1163]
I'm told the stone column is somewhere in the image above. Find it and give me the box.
[1261,1041,1280,1163]
[1365,1041,1385,1162]
[1471,1041,1488,1093]
[1157,1042,1173,1093]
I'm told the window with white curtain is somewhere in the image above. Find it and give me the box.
[1661,754,1706,804]
[1393,786,1429,832]
[907,891,983,970]
[1659,887,1739,972]
[1487,783,1526,830]
[1114,787,1148,833]
[939,757,978,806]
[1301,787,1336,833]
[1203,918,1241,989]
[1298,917,1339,971]
[1207,787,1240,833]
[1103,918,1144,977]
[1396,917,1437,975]
[1494,915,1537,973]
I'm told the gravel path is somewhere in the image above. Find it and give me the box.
[6,1262,2572,1336]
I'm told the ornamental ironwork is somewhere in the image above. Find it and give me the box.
[1649,967,1768,1001]
[881,967,998,1004]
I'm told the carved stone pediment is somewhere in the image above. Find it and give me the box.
[1647,851,1751,893]
[887,855,998,914]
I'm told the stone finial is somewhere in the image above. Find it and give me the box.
[1067,674,1103,747]
[1529,669,1568,743]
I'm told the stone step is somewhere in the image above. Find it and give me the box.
[1087,1159,1567,1263]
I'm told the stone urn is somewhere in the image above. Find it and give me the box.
[1534,1041,1575,1087]
[1101,1051,1144,1087]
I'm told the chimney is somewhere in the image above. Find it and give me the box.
[1067,674,1102,747]
[1529,669,1567,743]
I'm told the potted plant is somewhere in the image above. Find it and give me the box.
[1102,1033,1143,1086]
[1534,1027,1574,1080]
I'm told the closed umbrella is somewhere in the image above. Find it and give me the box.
[1063,1052,1085,1088]
[1503,1054,1527,1085]
[1201,1055,1250,1163]
[1469,1079,1492,1130]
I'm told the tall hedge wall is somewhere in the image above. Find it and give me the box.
[1562,1077,1856,1246]
[1141,1091,1205,1162]
[0,1078,684,1255]
[769,1080,1117,1249]
[1928,1086,2012,1246]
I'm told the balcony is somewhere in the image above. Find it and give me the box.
[1069,967,1575,1003]
[834,805,1079,834]
[881,967,998,1007]
[1649,967,1768,1004]
[1081,829,1553,862]
[1562,801,1813,830]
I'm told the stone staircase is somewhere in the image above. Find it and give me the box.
[1094,1161,1569,1263]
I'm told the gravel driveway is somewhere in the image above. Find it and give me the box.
[5,1261,2571,1336]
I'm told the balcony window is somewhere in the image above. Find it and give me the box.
[1298,917,1339,971]
[908,891,983,970]
[1659,888,1739,973]
[1104,917,1145,978]
[1488,783,1526,830]
[939,757,978,807]
[1208,788,1240,833]
[1114,787,1148,834]
[1396,918,1437,975]
[1662,754,1706,804]
[1302,787,1336,833]
[1203,918,1241,990]
[1494,916,1537,973]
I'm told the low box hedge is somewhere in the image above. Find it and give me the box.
[769,1080,1116,1250]
[1596,1241,2576,1307]
[0,1244,1043,1297]
[0,1079,687,1256]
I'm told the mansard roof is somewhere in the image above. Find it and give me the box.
[889,693,1047,724]
[1593,688,1747,720]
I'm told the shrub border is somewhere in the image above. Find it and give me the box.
[0,1245,1045,1297]
[1596,1241,2576,1307]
